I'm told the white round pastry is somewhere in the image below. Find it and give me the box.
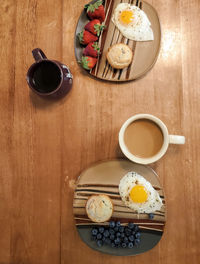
[86,194,113,223]
[106,43,133,69]
[119,172,163,213]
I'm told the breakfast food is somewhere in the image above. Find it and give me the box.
[78,30,98,45]
[81,56,97,70]
[106,43,133,69]
[77,1,106,70]
[112,3,154,41]
[91,221,141,248]
[84,19,105,36]
[85,0,105,23]
[86,194,113,222]
[119,172,163,213]
[148,213,154,219]
[83,42,100,58]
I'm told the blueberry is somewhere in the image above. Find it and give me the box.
[121,233,125,238]
[99,227,104,233]
[128,235,134,242]
[131,230,136,235]
[114,238,121,245]
[97,233,102,240]
[116,221,121,227]
[110,234,115,240]
[135,238,140,246]
[116,243,120,248]
[105,238,111,245]
[103,230,110,238]
[114,226,119,232]
[111,242,116,247]
[128,242,134,248]
[123,236,129,243]
[135,232,141,239]
[116,232,121,238]
[109,228,115,235]
[109,221,115,228]
[128,223,135,229]
[125,227,131,236]
[134,225,139,232]
[149,213,154,220]
[96,240,103,247]
[119,226,125,233]
[121,242,127,248]
[91,228,98,236]
[102,236,106,242]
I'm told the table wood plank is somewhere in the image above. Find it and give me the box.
[0,0,200,263]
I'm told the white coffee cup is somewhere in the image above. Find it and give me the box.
[119,114,185,164]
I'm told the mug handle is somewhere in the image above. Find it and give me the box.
[169,135,185,144]
[32,48,47,62]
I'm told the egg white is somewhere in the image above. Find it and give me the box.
[119,172,163,213]
[112,3,154,41]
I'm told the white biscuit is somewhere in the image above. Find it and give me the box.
[86,195,113,223]
[106,43,133,69]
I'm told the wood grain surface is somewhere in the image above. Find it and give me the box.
[0,0,199,263]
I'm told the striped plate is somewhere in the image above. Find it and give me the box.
[73,159,166,256]
[75,0,161,82]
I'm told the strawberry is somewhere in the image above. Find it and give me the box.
[80,56,97,70]
[85,0,105,23]
[78,30,98,45]
[83,42,100,58]
[84,19,105,36]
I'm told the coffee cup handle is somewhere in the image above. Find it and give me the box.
[169,135,185,144]
[32,48,47,62]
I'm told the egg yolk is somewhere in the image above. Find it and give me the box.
[119,10,134,25]
[130,185,148,203]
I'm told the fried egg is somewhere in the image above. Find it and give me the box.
[112,3,154,41]
[119,172,163,213]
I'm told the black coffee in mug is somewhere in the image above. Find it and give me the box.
[26,48,73,98]
[32,61,61,93]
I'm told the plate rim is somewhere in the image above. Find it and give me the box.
[75,158,161,183]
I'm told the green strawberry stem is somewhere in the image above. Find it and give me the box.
[78,31,83,44]
[81,56,90,70]
[94,23,106,36]
[92,42,100,54]
[85,0,103,13]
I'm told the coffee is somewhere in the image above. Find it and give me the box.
[32,61,61,93]
[124,119,164,158]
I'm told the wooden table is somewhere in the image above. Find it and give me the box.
[0,0,200,263]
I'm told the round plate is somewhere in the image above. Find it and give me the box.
[75,0,161,82]
[73,159,166,256]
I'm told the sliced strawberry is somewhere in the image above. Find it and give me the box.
[81,56,97,70]
[84,19,105,36]
[83,42,100,58]
[78,30,98,45]
[85,0,105,23]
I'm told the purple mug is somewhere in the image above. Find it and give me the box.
[26,48,73,98]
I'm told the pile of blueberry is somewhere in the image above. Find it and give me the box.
[91,221,141,248]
